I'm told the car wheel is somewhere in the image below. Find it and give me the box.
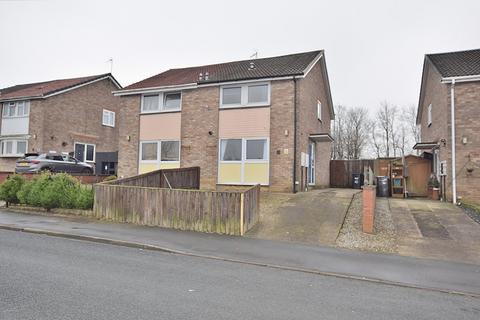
[81,168,92,174]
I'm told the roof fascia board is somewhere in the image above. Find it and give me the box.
[43,75,120,99]
[302,52,323,77]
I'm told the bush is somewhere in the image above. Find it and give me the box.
[17,172,94,210]
[103,175,117,182]
[0,175,25,205]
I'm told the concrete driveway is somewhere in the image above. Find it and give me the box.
[247,188,359,245]
[390,198,480,265]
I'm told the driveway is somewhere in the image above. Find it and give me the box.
[390,198,480,265]
[247,188,359,245]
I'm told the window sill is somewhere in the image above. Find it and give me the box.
[102,124,115,128]
[140,109,181,115]
[219,104,270,110]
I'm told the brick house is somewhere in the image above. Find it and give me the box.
[415,49,480,204]
[0,73,122,174]
[115,50,334,192]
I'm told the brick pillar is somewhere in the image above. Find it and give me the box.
[362,185,376,234]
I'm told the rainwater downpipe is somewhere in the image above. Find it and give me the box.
[292,77,298,194]
[450,79,457,204]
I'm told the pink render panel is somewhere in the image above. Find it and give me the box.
[139,113,181,140]
[219,107,270,138]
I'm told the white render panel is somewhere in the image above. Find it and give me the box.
[1,116,29,135]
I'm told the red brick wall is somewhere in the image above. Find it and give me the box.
[117,95,141,178]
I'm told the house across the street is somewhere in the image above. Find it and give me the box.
[114,50,335,192]
[415,48,480,204]
[0,73,122,175]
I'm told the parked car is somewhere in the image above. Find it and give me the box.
[15,152,94,174]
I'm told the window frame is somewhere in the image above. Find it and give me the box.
[141,92,182,114]
[218,137,269,185]
[317,100,322,122]
[0,139,28,157]
[427,104,432,127]
[74,142,96,163]
[102,109,115,127]
[2,101,30,118]
[139,140,181,168]
[220,82,271,109]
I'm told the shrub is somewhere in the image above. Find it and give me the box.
[103,175,117,182]
[0,175,25,205]
[17,173,94,210]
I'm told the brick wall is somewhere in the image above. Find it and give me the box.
[117,95,141,178]
[0,78,121,172]
[296,59,333,190]
[180,87,220,190]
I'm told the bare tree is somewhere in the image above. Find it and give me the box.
[332,105,370,159]
[371,123,383,158]
[376,101,397,158]
[406,104,421,143]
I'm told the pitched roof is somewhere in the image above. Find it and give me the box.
[123,50,322,90]
[0,73,121,101]
[427,49,480,78]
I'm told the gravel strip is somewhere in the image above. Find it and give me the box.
[461,205,480,224]
[336,193,398,253]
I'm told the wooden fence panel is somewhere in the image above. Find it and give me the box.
[92,184,255,236]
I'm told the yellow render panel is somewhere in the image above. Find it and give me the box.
[159,162,180,170]
[218,163,242,184]
[244,163,269,185]
[139,163,158,174]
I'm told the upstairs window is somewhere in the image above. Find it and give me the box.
[220,83,270,108]
[102,109,115,127]
[141,92,181,113]
[317,100,322,122]
[427,104,432,126]
[2,101,29,118]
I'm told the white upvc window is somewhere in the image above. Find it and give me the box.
[140,140,180,163]
[0,140,27,157]
[220,83,270,108]
[317,100,322,122]
[2,101,30,118]
[74,142,96,163]
[141,92,182,113]
[427,104,432,126]
[102,109,115,127]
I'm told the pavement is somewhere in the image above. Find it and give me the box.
[2,230,479,320]
[247,188,359,245]
[1,209,480,297]
[390,198,480,265]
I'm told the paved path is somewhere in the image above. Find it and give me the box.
[2,230,479,320]
[390,198,480,265]
[1,209,479,296]
[248,188,359,245]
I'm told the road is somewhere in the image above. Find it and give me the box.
[0,230,478,320]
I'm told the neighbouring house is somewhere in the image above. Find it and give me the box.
[415,49,480,204]
[0,73,122,174]
[114,50,334,192]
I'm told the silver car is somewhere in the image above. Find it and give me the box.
[15,153,94,174]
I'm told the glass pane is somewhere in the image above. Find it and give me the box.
[221,139,242,161]
[23,102,29,115]
[6,141,13,154]
[247,84,268,104]
[141,142,158,161]
[86,145,95,161]
[246,139,267,160]
[75,144,85,162]
[2,104,7,116]
[17,103,24,116]
[103,112,109,125]
[222,87,241,105]
[143,95,159,112]
[163,93,181,110]
[17,141,27,154]
[8,105,15,116]
[161,141,180,161]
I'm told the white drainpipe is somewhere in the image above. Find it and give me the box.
[450,79,457,204]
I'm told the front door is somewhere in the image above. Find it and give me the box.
[308,142,315,185]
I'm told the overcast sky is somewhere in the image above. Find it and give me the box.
[1,0,479,113]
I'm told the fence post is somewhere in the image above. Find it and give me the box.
[240,193,245,236]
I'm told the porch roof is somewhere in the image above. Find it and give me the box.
[413,141,439,150]
[309,133,334,142]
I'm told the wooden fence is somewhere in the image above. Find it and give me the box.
[106,167,200,189]
[93,168,259,235]
[330,160,375,188]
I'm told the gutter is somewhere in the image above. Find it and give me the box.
[450,79,457,204]
[293,77,298,193]
[441,74,480,83]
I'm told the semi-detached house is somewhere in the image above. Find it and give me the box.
[0,74,122,174]
[115,50,334,192]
